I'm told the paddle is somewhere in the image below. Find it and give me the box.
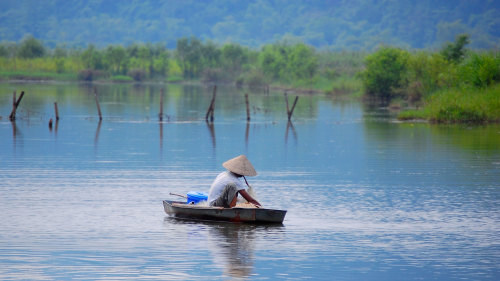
[169,192,187,199]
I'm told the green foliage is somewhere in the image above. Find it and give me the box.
[1,1,500,49]
[221,43,249,73]
[361,47,410,99]
[259,44,287,80]
[440,34,470,63]
[435,105,486,123]
[104,45,127,74]
[81,45,105,70]
[18,35,45,58]
[0,45,8,57]
[176,37,203,79]
[259,42,318,84]
[459,52,500,88]
[405,51,456,100]
[55,58,65,73]
[398,83,500,123]
[109,75,133,82]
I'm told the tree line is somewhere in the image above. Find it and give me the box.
[0,35,326,89]
[1,0,499,50]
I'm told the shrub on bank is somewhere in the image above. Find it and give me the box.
[360,47,410,101]
[109,75,133,82]
[459,52,500,88]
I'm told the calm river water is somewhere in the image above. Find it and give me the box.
[0,82,499,280]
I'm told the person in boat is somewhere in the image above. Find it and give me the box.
[208,155,262,208]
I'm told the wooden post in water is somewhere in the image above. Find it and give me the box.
[205,85,217,122]
[94,88,102,121]
[159,88,164,121]
[284,92,290,117]
[54,102,60,121]
[288,96,299,121]
[245,93,251,122]
[9,91,25,121]
[284,92,299,121]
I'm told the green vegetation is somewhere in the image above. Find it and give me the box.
[361,47,410,100]
[0,36,364,94]
[359,34,500,124]
[1,31,498,124]
[398,84,500,123]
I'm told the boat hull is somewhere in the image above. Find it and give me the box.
[163,200,286,224]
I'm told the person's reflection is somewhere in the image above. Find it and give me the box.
[208,224,256,278]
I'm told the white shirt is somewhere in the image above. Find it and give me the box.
[208,171,246,205]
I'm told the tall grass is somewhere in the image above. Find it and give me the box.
[398,83,500,123]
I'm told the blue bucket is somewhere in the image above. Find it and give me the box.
[187,191,208,204]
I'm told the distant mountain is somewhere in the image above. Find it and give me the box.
[0,0,499,49]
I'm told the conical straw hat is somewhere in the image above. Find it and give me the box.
[223,155,257,176]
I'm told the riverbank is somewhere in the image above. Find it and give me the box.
[398,83,500,124]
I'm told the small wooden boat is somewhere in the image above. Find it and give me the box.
[163,200,287,224]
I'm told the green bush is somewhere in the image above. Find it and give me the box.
[361,47,410,100]
[18,35,45,59]
[459,52,500,88]
[110,75,133,82]
[440,34,470,64]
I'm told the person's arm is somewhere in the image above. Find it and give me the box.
[239,189,261,207]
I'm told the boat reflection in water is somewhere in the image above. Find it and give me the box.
[164,218,284,278]
[208,223,257,278]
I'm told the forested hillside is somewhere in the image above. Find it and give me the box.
[1,0,499,49]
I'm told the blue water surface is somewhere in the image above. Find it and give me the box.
[0,82,499,280]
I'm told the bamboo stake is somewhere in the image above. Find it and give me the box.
[288,96,299,121]
[94,88,102,121]
[245,93,250,121]
[159,88,164,121]
[9,91,25,121]
[205,85,217,122]
[54,102,60,121]
[284,92,290,116]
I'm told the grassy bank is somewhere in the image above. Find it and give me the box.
[398,83,500,123]
[0,70,78,81]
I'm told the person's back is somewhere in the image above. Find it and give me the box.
[208,171,245,206]
[207,155,261,208]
